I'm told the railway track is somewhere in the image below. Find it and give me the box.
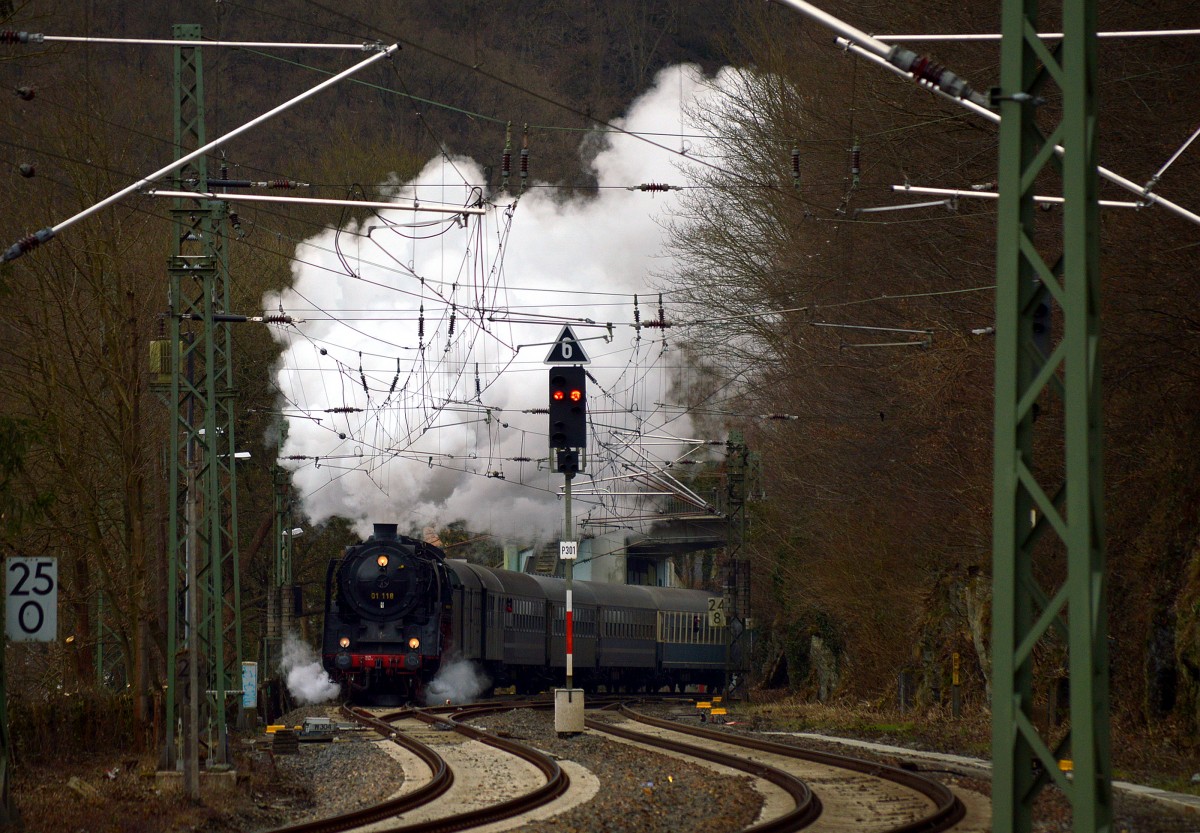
[263,698,975,833]
[588,704,968,833]
[263,703,571,833]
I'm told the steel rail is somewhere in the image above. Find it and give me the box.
[267,701,569,833]
[372,706,569,833]
[586,709,823,832]
[615,705,966,833]
[261,704,453,833]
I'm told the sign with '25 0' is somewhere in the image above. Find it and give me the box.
[7,557,57,642]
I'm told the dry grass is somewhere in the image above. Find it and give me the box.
[7,738,299,833]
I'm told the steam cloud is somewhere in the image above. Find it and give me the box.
[267,65,736,540]
[424,656,491,705]
[280,632,341,705]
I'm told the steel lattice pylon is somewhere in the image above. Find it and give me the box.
[723,431,751,692]
[163,24,243,777]
[992,1,1110,831]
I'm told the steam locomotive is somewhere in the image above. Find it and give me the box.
[322,523,729,703]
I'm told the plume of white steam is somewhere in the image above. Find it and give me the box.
[280,632,341,705]
[266,65,737,540]
[424,656,491,705]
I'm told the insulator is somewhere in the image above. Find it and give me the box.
[1,31,43,44]
[270,179,302,189]
[221,161,229,180]
[388,360,399,396]
[851,145,861,176]
[358,352,369,395]
[526,407,549,414]
[2,227,53,262]
[18,163,34,178]
[418,304,425,349]
[326,406,363,414]
[791,145,800,188]
[657,294,665,327]
[636,183,674,192]
[474,363,481,399]
[261,314,294,324]
[283,454,308,460]
[510,456,532,462]
[501,121,512,187]
[519,124,529,187]
[891,50,979,101]
[909,55,946,87]
[448,305,456,337]
[228,210,241,230]
[14,85,34,100]
[633,294,641,328]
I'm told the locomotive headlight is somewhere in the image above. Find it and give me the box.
[407,637,420,651]
[376,554,389,568]
[339,636,350,649]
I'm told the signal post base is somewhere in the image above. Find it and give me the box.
[554,688,585,736]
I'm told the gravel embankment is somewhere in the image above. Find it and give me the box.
[470,708,763,833]
[257,703,1200,833]
[642,706,1200,833]
[261,705,407,823]
[262,704,763,833]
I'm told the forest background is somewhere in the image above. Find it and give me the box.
[2,0,1200,767]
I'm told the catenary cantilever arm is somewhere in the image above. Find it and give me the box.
[2,41,400,262]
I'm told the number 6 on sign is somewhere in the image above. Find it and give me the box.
[6,557,57,642]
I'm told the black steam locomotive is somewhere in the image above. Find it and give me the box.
[322,523,729,703]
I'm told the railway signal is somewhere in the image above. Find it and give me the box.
[548,366,587,452]
[546,359,588,734]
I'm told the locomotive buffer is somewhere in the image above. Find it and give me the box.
[547,328,589,734]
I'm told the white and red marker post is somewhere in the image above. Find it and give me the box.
[554,471,584,734]
[563,474,576,689]
[561,537,578,684]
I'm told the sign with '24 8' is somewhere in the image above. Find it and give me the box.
[6,557,57,642]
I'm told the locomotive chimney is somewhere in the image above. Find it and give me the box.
[372,523,399,540]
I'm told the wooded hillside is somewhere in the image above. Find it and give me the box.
[2,0,1200,755]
